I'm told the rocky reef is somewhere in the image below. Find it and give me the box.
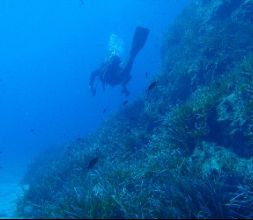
[17,0,253,218]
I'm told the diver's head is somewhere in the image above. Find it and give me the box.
[108,55,121,66]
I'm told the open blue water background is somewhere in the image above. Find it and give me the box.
[0,0,189,182]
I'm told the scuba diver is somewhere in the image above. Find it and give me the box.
[89,26,150,97]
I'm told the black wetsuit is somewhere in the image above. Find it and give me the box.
[89,55,130,96]
[89,26,149,97]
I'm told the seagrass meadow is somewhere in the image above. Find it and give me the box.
[17,0,253,218]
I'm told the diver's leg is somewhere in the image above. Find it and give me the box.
[120,26,150,96]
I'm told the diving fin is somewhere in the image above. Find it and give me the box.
[120,26,150,87]
[130,26,150,59]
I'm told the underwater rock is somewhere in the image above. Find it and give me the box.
[17,0,253,218]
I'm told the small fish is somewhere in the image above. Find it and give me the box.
[103,108,107,114]
[123,100,128,106]
[87,156,99,170]
[145,72,149,79]
[30,128,35,133]
[0,166,3,169]
[147,81,158,93]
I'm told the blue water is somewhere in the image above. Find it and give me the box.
[0,0,189,179]
[0,0,189,216]
[0,1,252,218]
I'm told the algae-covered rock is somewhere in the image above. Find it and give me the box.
[17,0,253,218]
